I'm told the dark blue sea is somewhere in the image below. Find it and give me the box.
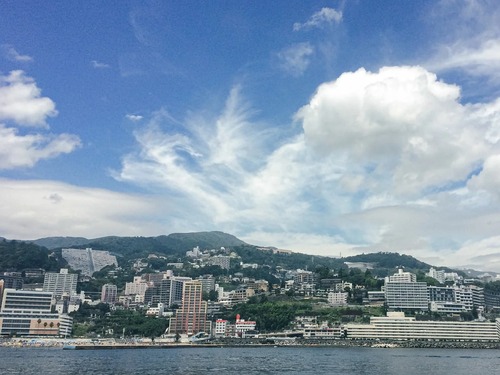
[1,346,499,374]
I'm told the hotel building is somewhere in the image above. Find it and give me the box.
[384,269,429,311]
[0,288,72,337]
[345,312,500,341]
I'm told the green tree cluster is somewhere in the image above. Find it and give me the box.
[0,239,63,271]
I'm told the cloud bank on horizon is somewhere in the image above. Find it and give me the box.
[1,1,500,272]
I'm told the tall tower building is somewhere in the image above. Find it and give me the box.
[169,280,208,335]
[101,284,118,304]
[384,269,428,311]
[42,269,77,299]
[159,276,190,307]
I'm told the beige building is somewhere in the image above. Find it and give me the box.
[169,280,209,335]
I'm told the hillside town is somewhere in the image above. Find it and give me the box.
[1,243,500,347]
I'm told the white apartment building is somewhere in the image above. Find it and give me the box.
[386,268,416,283]
[384,269,428,310]
[214,319,228,337]
[303,324,341,339]
[209,256,230,270]
[124,276,149,296]
[42,269,78,299]
[345,312,500,341]
[427,267,446,284]
[235,314,256,337]
[328,291,348,306]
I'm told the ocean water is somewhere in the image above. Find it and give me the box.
[1,346,499,374]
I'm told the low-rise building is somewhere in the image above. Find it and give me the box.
[235,315,256,337]
[328,291,348,306]
[345,312,500,341]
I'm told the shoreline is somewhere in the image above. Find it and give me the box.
[2,337,500,350]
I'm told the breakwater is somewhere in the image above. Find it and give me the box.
[2,337,500,350]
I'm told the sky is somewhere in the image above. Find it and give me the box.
[1,1,500,272]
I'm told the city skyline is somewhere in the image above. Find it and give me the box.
[1,1,500,272]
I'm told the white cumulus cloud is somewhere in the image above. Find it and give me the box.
[0,125,81,170]
[0,70,57,127]
[0,70,81,170]
[296,66,492,198]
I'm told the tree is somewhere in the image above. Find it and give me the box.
[208,290,218,301]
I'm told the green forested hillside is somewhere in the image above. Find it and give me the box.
[21,232,458,276]
[31,231,247,261]
[0,239,62,271]
[344,252,431,269]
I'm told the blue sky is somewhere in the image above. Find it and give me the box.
[2,1,500,271]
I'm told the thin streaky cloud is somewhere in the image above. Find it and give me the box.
[277,42,315,77]
[2,45,33,62]
[91,60,111,69]
[126,114,144,121]
[293,7,343,31]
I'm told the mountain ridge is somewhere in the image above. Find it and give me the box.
[0,231,495,276]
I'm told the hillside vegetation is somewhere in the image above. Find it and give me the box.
[2,231,457,276]
[0,239,63,271]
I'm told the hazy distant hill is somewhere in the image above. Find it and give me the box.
[343,252,432,270]
[33,236,91,250]
[233,245,436,276]
[31,231,247,259]
[0,231,485,276]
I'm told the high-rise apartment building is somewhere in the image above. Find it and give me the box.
[101,284,118,304]
[42,269,77,299]
[198,275,215,294]
[158,276,191,307]
[169,280,208,335]
[384,269,428,310]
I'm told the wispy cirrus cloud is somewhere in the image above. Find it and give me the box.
[277,42,315,77]
[425,0,500,83]
[293,7,343,31]
[91,60,111,69]
[113,65,500,271]
[2,45,33,63]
